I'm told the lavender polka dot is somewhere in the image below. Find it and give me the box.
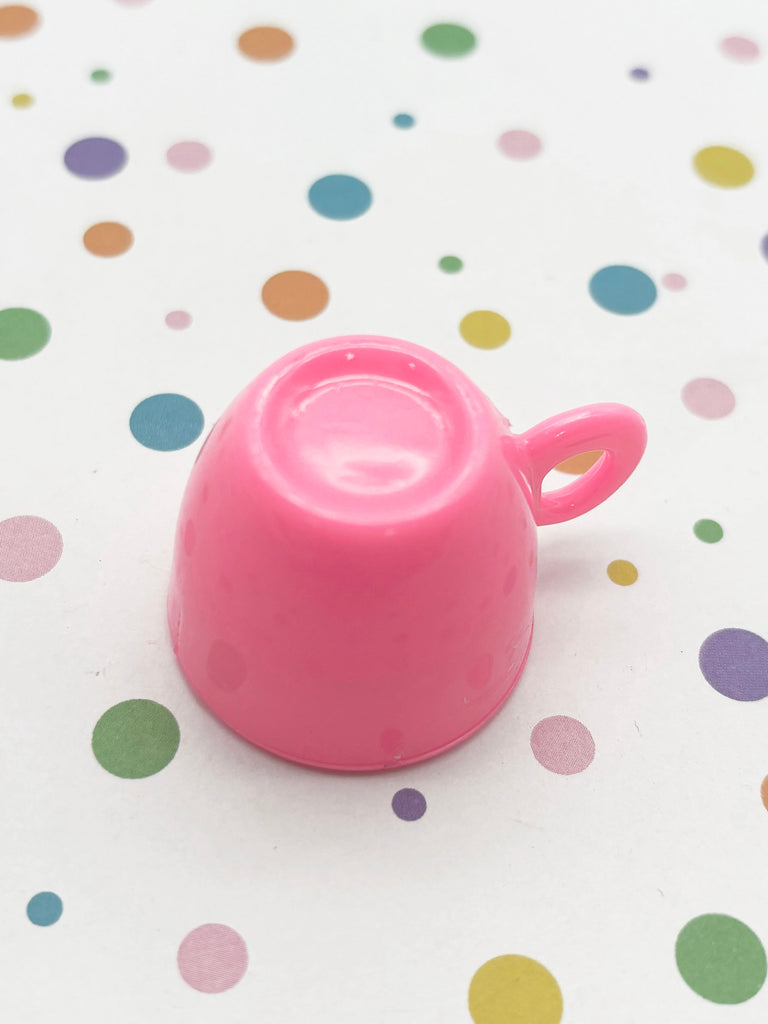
[699,629,768,701]
[64,137,127,179]
[761,234,768,262]
[165,310,192,329]
[177,924,248,993]
[166,141,212,172]
[0,516,63,582]
[530,715,595,774]
[392,787,426,820]
[498,130,542,159]
[630,67,650,80]
[682,378,735,419]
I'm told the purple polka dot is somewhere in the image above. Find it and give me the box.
[64,137,127,179]
[630,67,650,80]
[497,130,542,159]
[681,378,735,419]
[165,310,192,329]
[699,629,768,701]
[761,234,768,262]
[166,141,212,172]
[392,787,426,821]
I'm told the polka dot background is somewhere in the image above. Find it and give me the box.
[4,3,768,1020]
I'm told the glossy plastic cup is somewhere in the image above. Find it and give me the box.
[168,335,646,770]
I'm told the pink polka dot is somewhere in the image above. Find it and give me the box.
[0,516,63,582]
[720,36,760,62]
[530,715,595,775]
[177,924,248,993]
[661,273,687,291]
[498,130,542,160]
[165,310,192,329]
[682,378,735,419]
[166,141,212,172]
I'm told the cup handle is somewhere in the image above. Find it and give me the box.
[504,403,647,526]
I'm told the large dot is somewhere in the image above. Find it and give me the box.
[460,310,511,349]
[694,146,754,188]
[676,914,766,1003]
[392,788,426,821]
[421,23,476,57]
[681,378,735,418]
[92,699,180,778]
[438,255,463,273]
[166,141,211,172]
[64,137,127,179]
[393,112,415,129]
[589,265,657,315]
[0,307,50,359]
[90,68,111,83]
[699,628,768,701]
[498,130,542,159]
[83,221,133,257]
[26,891,62,926]
[530,715,595,774]
[308,174,372,220]
[629,67,650,80]
[11,91,32,107]
[469,955,563,1024]
[261,270,329,320]
[0,516,62,581]
[720,36,760,62]
[555,450,602,475]
[693,518,723,543]
[0,5,38,36]
[238,25,294,61]
[129,393,204,451]
[607,559,638,585]
[165,310,192,329]
[178,924,248,993]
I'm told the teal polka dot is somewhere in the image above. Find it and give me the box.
[129,394,204,451]
[393,113,415,129]
[589,265,657,315]
[27,891,63,926]
[308,174,372,220]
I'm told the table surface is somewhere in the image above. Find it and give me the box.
[2,1,768,1021]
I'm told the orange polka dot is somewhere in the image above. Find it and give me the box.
[556,450,603,475]
[238,26,294,61]
[761,776,768,812]
[0,4,37,36]
[83,222,133,257]
[261,270,329,320]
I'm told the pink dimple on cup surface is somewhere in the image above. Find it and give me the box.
[166,141,212,172]
[530,715,595,774]
[681,378,736,419]
[177,924,248,993]
[498,130,542,159]
[0,516,63,582]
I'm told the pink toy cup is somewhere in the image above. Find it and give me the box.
[168,335,646,770]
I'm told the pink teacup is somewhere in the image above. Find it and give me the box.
[168,335,646,770]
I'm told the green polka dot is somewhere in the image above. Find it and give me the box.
[438,255,463,273]
[0,308,51,360]
[694,518,723,543]
[421,23,476,57]
[92,699,180,779]
[90,69,112,83]
[676,914,766,1004]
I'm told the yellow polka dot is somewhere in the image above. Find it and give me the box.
[460,310,511,349]
[607,559,638,586]
[469,955,563,1024]
[11,92,33,108]
[693,146,754,188]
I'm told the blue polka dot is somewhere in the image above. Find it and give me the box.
[308,174,372,220]
[27,891,63,926]
[392,787,427,821]
[129,393,204,451]
[588,265,657,315]
[393,113,415,129]
[629,67,650,81]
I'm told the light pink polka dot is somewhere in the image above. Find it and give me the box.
[498,130,542,160]
[530,715,595,775]
[165,310,192,329]
[177,924,248,993]
[0,516,63,582]
[682,378,735,419]
[166,141,212,172]
[720,36,760,62]
[115,0,151,5]
[661,273,687,291]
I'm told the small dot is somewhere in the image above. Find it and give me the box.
[438,255,463,273]
[699,628,768,702]
[681,378,735,419]
[261,270,329,320]
[720,36,760,62]
[165,310,192,329]
[11,92,32,107]
[421,23,476,57]
[238,25,294,61]
[90,68,111,83]
[498,130,542,159]
[662,272,687,290]
[0,5,39,36]
[393,112,415,129]
[607,559,638,585]
[26,892,63,927]
[392,788,426,820]
[676,914,766,1003]
[166,140,211,172]
[115,0,152,5]
[629,66,650,80]
[761,234,768,261]
[460,310,511,349]
[0,307,50,359]
[178,924,248,993]
[555,450,602,475]
[308,174,372,220]
[694,145,754,188]
[64,137,127,179]
[589,265,657,314]
[693,518,723,543]
[761,775,768,812]
[469,955,563,1024]
[530,715,595,775]
[83,221,133,257]
[92,699,180,778]
[130,393,204,451]
[0,516,62,581]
